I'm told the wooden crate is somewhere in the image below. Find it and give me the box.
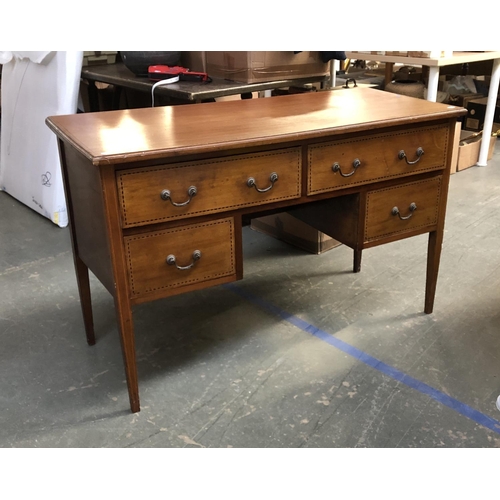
[251,212,341,254]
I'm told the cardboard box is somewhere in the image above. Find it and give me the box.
[250,212,341,254]
[407,51,453,58]
[456,130,497,171]
[83,51,117,66]
[464,97,500,132]
[205,51,330,83]
[181,51,206,73]
[447,93,483,108]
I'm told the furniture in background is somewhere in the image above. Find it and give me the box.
[345,52,500,167]
[0,51,83,227]
[81,62,331,110]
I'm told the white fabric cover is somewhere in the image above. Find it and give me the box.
[0,51,83,227]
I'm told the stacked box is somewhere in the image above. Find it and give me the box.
[181,51,206,72]
[205,51,330,83]
[83,51,117,66]
[456,130,497,171]
[464,97,500,132]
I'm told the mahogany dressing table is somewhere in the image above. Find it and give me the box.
[46,88,466,413]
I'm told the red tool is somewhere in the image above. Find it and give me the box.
[148,65,212,83]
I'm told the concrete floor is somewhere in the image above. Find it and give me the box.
[1,150,500,448]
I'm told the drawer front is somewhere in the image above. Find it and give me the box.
[308,125,448,195]
[117,148,301,228]
[364,176,442,242]
[125,218,236,297]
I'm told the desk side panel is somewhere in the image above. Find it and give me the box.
[287,195,360,249]
[60,142,115,294]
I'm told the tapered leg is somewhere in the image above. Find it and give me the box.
[425,231,442,314]
[112,86,122,110]
[114,297,140,413]
[74,257,96,346]
[385,62,394,87]
[353,249,362,273]
[87,80,100,112]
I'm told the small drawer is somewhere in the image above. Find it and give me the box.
[308,125,448,195]
[117,148,301,228]
[124,218,236,297]
[364,176,442,242]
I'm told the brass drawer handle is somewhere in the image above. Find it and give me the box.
[166,250,201,270]
[392,202,417,220]
[247,172,278,193]
[332,158,361,177]
[398,147,424,165]
[160,186,197,207]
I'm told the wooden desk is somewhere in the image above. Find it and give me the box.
[46,88,465,413]
[345,51,500,166]
[81,62,330,109]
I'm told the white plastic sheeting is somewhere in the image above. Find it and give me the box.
[0,51,83,227]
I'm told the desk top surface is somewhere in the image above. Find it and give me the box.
[47,88,465,166]
[81,62,329,102]
[345,51,500,67]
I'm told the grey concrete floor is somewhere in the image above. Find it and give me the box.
[1,149,500,448]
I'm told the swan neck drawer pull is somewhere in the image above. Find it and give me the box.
[398,147,424,165]
[160,186,197,207]
[332,158,361,177]
[392,202,417,220]
[247,172,279,193]
[166,250,202,270]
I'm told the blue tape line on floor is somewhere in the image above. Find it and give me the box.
[224,283,500,435]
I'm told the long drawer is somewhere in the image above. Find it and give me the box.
[364,176,442,243]
[124,218,236,297]
[308,124,448,195]
[117,148,301,228]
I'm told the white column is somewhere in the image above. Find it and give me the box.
[330,60,339,89]
[426,66,440,102]
[477,58,500,166]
